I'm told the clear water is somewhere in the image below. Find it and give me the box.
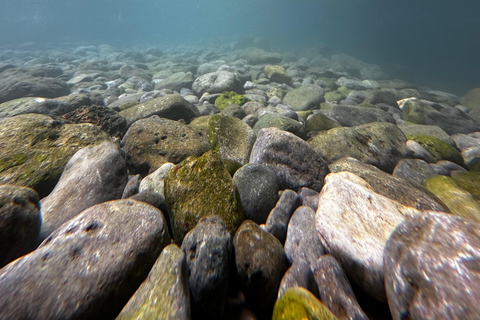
[1,0,479,94]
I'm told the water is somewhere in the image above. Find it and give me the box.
[1,0,479,94]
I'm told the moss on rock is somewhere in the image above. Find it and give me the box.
[214,91,249,111]
[407,134,464,166]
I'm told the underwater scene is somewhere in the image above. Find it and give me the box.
[1,0,480,319]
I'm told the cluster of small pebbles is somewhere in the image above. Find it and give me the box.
[1,42,480,319]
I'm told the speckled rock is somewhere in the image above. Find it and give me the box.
[122,116,209,176]
[312,255,368,320]
[38,141,128,243]
[116,244,190,320]
[164,150,244,244]
[0,199,171,320]
[308,122,410,173]
[234,220,286,316]
[329,157,448,212]
[0,114,110,197]
[250,128,329,192]
[264,189,302,244]
[384,213,480,320]
[192,71,243,96]
[316,172,421,302]
[233,163,279,224]
[282,85,324,111]
[119,94,199,128]
[423,175,480,223]
[208,114,256,165]
[285,206,325,267]
[0,185,40,268]
[181,216,232,319]
[272,287,338,320]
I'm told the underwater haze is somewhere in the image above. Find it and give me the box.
[1,0,479,94]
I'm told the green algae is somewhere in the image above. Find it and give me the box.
[214,91,249,111]
[407,134,464,166]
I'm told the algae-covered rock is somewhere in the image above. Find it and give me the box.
[273,287,338,320]
[304,113,341,132]
[164,150,244,244]
[282,85,324,111]
[0,114,110,197]
[214,91,249,111]
[424,176,480,223]
[451,171,480,200]
[116,244,190,320]
[119,94,198,128]
[253,114,307,140]
[407,134,464,166]
[264,65,292,84]
[398,123,455,146]
[208,114,256,165]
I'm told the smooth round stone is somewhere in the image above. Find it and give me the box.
[264,189,302,244]
[392,159,438,186]
[277,260,319,299]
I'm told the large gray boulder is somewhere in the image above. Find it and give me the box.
[0,199,171,320]
[282,85,324,111]
[39,141,128,243]
[192,71,243,96]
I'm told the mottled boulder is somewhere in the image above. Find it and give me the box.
[316,172,421,302]
[265,189,302,244]
[0,68,70,103]
[250,128,329,192]
[253,114,308,140]
[312,255,368,320]
[39,141,128,243]
[423,176,480,223]
[384,213,480,320]
[309,122,410,173]
[393,158,438,186]
[62,105,128,139]
[234,220,286,316]
[0,97,77,118]
[285,206,325,267]
[154,71,195,92]
[116,244,190,320]
[402,99,480,134]
[329,157,448,212]
[282,85,324,111]
[319,105,395,127]
[164,150,244,244]
[264,65,292,84]
[0,185,40,268]
[119,94,199,128]
[0,114,110,197]
[122,116,209,176]
[0,199,171,320]
[278,260,319,299]
[233,163,279,224]
[192,71,243,96]
[208,114,256,165]
[272,287,338,320]
[181,216,232,319]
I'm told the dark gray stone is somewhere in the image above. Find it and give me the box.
[0,185,40,268]
[278,260,319,299]
[250,127,329,192]
[121,174,142,198]
[384,213,480,320]
[233,163,279,225]
[320,105,395,127]
[312,255,368,320]
[298,187,319,212]
[0,97,76,118]
[39,141,128,243]
[181,216,232,319]
[234,220,286,316]
[284,206,325,267]
[192,71,243,96]
[0,199,171,320]
[393,159,438,186]
[264,189,302,244]
[116,244,190,320]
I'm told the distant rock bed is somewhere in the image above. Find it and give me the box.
[1,43,480,320]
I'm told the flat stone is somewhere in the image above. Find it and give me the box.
[0,97,77,118]
[250,128,329,192]
[181,216,232,319]
[39,141,128,243]
[116,244,190,320]
[0,185,40,268]
[0,199,171,320]
[316,172,421,302]
[384,213,480,320]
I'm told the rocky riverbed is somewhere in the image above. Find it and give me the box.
[1,42,480,320]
